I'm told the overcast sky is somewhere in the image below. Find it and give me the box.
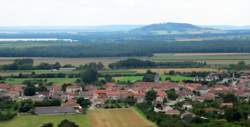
[0,0,249,26]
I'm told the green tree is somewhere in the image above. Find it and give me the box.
[145,89,157,104]
[41,122,53,127]
[79,68,98,84]
[24,86,36,96]
[143,70,156,82]
[104,75,112,82]
[76,98,91,109]
[223,93,238,103]
[58,119,78,127]
[225,108,242,122]
[18,99,34,113]
[166,89,178,101]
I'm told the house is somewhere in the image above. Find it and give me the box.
[220,102,233,108]
[66,85,82,93]
[0,83,10,92]
[34,106,78,115]
[182,104,193,110]
[59,67,76,71]
[165,109,181,116]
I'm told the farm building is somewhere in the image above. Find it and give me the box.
[34,106,78,115]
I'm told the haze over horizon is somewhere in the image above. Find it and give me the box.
[0,0,249,26]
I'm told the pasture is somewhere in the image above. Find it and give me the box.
[0,114,90,127]
[88,108,156,127]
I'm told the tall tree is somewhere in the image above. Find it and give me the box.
[79,68,98,84]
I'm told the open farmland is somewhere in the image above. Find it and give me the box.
[131,68,217,74]
[151,53,250,65]
[0,57,124,66]
[0,114,90,127]
[88,108,156,127]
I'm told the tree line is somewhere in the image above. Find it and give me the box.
[109,58,206,69]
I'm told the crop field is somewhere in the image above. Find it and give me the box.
[151,53,250,65]
[0,114,90,127]
[88,108,156,127]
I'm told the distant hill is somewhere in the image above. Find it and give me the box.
[131,22,223,35]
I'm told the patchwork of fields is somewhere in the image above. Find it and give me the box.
[1,53,250,67]
[0,109,156,127]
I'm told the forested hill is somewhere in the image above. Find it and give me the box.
[130,22,222,34]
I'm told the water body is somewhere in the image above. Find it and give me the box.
[0,38,76,42]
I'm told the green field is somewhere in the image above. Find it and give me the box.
[114,75,193,83]
[0,114,90,127]
[1,78,77,85]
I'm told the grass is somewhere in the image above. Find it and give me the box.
[1,78,77,85]
[88,108,156,127]
[113,75,193,83]
[114,76,143,83]
[161,75,193,81]
[0,114,90,127]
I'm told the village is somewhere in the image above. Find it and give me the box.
[1,69,250,121]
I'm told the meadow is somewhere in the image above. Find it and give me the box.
[0,114,90,127]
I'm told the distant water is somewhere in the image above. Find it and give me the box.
[0,38,76,42]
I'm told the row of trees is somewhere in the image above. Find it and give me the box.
[0,59,66,70]
[1,38,250,57]
[109,59,206,69]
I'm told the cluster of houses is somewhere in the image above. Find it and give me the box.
[1,71,250,117]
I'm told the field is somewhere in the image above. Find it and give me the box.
[114,75,193,83]
[0,114,90,127]
[131,68,217,74]
[88,108,156,127]
[1,78,77,85]
[151,53,250,65]
[1,53,249,67]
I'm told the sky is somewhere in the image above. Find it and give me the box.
[0,0,249,26]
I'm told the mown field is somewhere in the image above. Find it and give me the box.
[88,108,157,127]
[0,114,90,127]
[151,53,250,65]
